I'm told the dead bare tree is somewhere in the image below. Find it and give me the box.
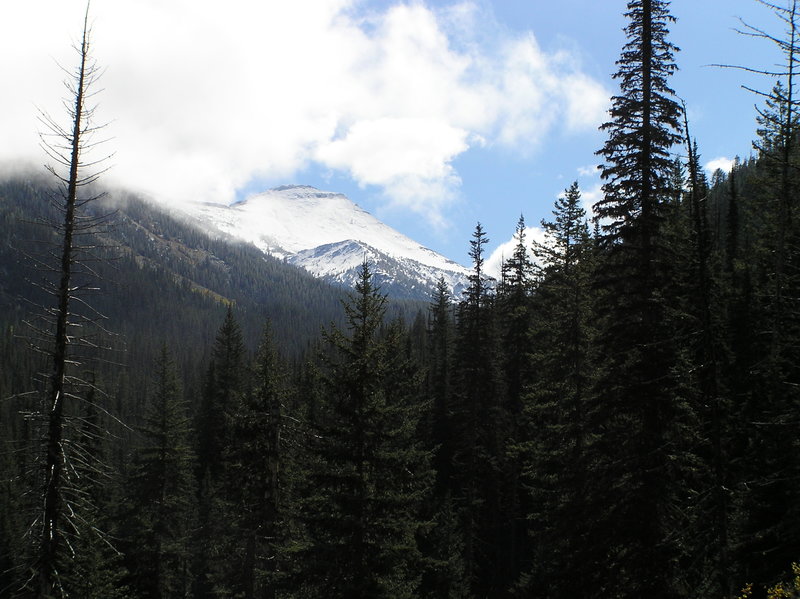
[12,5,117,597]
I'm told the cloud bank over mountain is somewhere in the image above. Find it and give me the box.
[2,0,609,228]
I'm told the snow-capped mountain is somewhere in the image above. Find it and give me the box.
[181,185,470,300]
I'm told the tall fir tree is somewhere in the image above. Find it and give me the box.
[519,182,595,598]
[427,277,455,495]
[498,215,534,416]
[590,1,698,596]
[196,306,246,480]
[124,346,196,598]
[194,307,247,598]
[296,262,432,598]
[495,215,535,589]
[211,322,287,599]
[418,278,470,599]
[450,223,505,596]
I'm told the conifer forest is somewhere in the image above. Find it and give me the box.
[3,0,800,597]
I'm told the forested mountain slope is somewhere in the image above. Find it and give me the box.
[0,175,359,356]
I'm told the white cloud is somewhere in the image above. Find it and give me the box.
[705,156,734,174]
[577,182,603,220]
[577,164,600,177]
[485,176,601,280]
[1,0,610,226]
[562,73,610,132]
[485,225,546,280]
[314,116,468,220]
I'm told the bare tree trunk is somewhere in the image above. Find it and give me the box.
[34,5,109,595]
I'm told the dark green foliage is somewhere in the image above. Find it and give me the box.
[417,279,472,599]
[715,4,800,592]
[518,182,596,597]
[426,278,455,494]
[677,120,739,597]
[123,346,196,598]
[449,223,506,596]
[295,263,433,598]
[590,1,699,596]
[194,309,247,598]
[596,0,683,243]
[493,216,535,589]
[702,148,800,595]
[197,307,246,480]
[498,215,534,415]
[213,322,289,598]
[416,492,470,599]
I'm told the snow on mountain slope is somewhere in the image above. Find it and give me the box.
[182,185,470,300]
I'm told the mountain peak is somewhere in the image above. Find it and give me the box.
[185,185,469,300]
[268,185,345,200]
[272,184,317,192]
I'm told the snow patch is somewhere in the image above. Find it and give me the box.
[178,185,470,299]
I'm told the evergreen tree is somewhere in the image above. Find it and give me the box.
[427,277,455,494]
[211,322,287,599]
[418,279,470,598]
[450,223,504,596]
[590,1,697,596]
[518,182,595,597]
[125,346,196,598]
[498,215,534,415]
[194,308,247,598]
[196,306,246,479]
[495,215,535,588]
[296,262,432,598]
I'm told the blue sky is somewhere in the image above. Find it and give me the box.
[0,1,784,274]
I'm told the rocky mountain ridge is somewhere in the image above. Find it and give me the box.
[182,185,470,300]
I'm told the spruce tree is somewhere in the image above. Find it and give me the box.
[519,182,595,598]
[590,1,697,596]
[427,277,455,494]
[212,322,287,598]
[297,262,432,598]
[450,223,504,595]
[498,215,534,415]
[416,278,472,599]
[495,216,535,588]
[196,306,246,480]
[194,307,247,598]
[125,346,196,598]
